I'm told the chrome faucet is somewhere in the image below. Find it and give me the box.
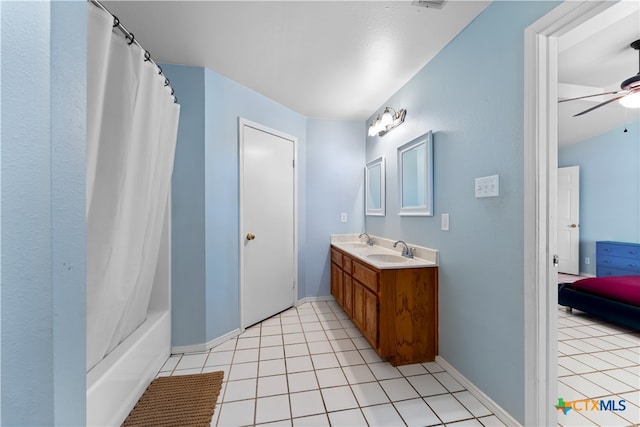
[393,240,414,258]
[358,233,374,246]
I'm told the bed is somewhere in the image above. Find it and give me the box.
[558,275,640,332]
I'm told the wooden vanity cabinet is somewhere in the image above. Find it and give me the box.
[330,246,438,366]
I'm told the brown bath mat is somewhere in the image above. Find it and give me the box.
[122,371,224,427]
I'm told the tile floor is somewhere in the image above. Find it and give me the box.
[557,305,640,427]
[158,300,505,426]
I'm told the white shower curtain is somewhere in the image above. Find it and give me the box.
[86,4,180,372]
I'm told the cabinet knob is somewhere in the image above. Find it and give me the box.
[246,233,256,241]
[570,224,578,228]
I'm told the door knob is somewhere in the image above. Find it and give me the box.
[570,224,577,228]
[246,233,256,240]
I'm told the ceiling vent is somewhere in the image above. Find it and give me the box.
[411,1,446,9]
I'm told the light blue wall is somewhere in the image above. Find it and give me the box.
[1,1,86,425]
[305,119,365,297]
[559,120,640,275]
[365,2,557,422]
[165,64,309,346]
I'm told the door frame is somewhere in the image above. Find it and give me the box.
[523,1,614,425]
[238,117,298,330]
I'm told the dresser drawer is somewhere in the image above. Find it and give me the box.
[597,255,640,273]
[597,266,640,277]
[597,242,640,260]
[352,260,378,293]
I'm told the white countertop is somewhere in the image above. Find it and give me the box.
[331,234,438,270]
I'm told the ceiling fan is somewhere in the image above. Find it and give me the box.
[560,39,640,117]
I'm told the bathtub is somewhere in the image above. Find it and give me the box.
[86,206,172,426]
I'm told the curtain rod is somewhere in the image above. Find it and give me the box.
[89,0,177,103]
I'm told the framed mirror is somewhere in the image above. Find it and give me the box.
[398,131,433,216]
[365,156,385,216]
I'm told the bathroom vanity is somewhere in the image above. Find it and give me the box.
[330,235,439,366]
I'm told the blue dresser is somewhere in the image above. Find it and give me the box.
[596,241,640,277]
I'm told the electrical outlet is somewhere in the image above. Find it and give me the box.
[340,213,348,223]
[585,257,590,265]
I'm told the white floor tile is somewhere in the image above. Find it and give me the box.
[284,343,309,358]
[228,361,258,381]
[453,391,491,417]
[307,341,333,355]
[359,348,384,363]
[281,324,303,334]
[368,362,402,380]
[336,350,365,366]
[255,394,291,424]
[351,336,372,350]
[321,320,343,330]
[206,351,234,367]
[361,403,405,426]
[283,333,305,345]
[448,418,482,426]
[258,374,288,397]
[310,352,340,370]
[292,413,329,426]
[259,345,284,361]
[287,371,319,393]
[304,331,328,342]
[289,389,325,418]
[581,371,636,394]
[239,326,261,338]
[212,339,237,353]
[572,353,616,371]
[433,371,465,392]
[302,322,323,332]
[558,356,593,375]
[316,367,348,388]
[173,367,202,375]
[398,363,428,377]
[379,377,419,401]
[560,374,612,398]
[325,328,350,340]
[223,378,257,402]
[422,361,445,373]
[580,402,634,427]
[175,353,208,370]
[394,397,441,426]
[407,373,448,397]
[285,355,313,373]
[233,348,259,364]
[424,394,473,424]
[327,408,368,426]
[331,338,357,352]
[260,335,284,348]
[342,364,376,384]
[160,355,181,372]
[477,414,507,426]
[217,399,255,427]
[261,325,283,336]
[351,381,390,406]
[259,358,286,377]
[236,337,260,350]
[606,368,640,388]
[321,385,358,412]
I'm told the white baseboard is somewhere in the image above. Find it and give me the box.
[296,295,335,305]
[171,328,242,355]
[436,356,521,427]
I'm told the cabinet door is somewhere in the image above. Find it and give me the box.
[331,262,344,307]
[343,273,353,317]
[353,281,377,348]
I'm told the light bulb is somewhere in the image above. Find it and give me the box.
[380,108,394,126]
[368,123,377,136]
[619,92,640,108]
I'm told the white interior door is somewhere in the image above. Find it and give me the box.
[240,120,296,328]
[557,166,580,275]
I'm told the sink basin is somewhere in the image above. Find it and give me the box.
[367,254,407,263]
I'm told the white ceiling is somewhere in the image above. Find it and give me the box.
[558,1,640,146]
[102,1,640,145]
[102,1,489,120]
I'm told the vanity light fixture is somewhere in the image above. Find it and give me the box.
[368,107,407,137]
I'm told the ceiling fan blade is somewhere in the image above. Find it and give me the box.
[572,94,627,117]
[559,90,624,103]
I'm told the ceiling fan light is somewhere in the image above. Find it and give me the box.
[619,92,640,109]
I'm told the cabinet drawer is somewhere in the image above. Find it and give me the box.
[352,260,378,292]
[331,248,342,265]
[597,242,640,260]
[342,256,352,272]
[597,255,640,273]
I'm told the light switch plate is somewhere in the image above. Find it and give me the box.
[340,213,348,223]
[441,213,449,231]
[475,175,499,198]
